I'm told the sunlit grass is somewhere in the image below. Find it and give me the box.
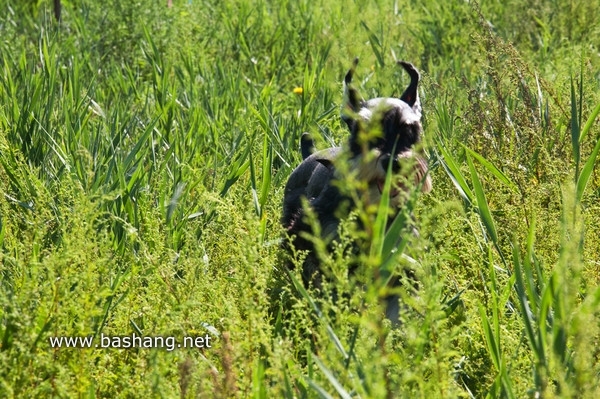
[1,0,600,397]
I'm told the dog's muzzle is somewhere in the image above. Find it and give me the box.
[373,152,432,200]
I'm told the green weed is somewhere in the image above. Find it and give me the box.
[1,0,599,397]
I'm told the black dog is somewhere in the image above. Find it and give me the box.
[281,59,431,322]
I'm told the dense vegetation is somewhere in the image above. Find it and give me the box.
[1,0,599,397]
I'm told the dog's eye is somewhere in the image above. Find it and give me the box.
[381,156,401,173]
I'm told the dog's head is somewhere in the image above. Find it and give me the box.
[342,58,422,155]
[340,58,431,205]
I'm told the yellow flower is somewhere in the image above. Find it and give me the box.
[293,87,303,95]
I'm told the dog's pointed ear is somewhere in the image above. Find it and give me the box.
[398,61,421,112]
[342,57,361,129]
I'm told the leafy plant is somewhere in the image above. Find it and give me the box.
[1,0,599,397]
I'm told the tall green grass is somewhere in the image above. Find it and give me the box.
[1,0,600,397]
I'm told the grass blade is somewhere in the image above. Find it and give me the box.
[466,154,498,244]
[570,74,580,179]
[370,151,394,260]
[360,21,384,67]
[579,101,600,143]
[220,146,251,198]
[479,305,500,370]
[434,141,474,205]
[462,145,518,193]
[513,243,544,367]
[313,355,353,399]
[259,133,273,210]
[576,125,600,203]
[305,379,336,399]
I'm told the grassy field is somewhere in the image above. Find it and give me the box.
[1,0,600,397]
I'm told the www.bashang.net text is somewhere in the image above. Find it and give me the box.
[48,333,212,352]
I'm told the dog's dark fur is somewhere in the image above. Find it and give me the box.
[281,59,431,322]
